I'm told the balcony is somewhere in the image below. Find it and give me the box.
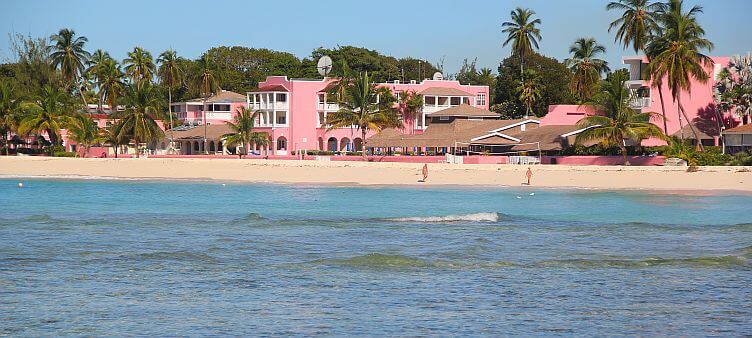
[423,105,452,114]
[249,101,289,110]
[317,102,340,111]
[629,97,651,109]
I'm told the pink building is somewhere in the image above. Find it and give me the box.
[166,77,489,156]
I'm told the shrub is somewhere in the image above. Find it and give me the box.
[728,151,752,166]
[53,151,77,157]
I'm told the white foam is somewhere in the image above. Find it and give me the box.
[389,212,499,223]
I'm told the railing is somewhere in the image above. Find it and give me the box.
[249,102,289,110]
[629,97,651,109]
[317,103,340,111]
[423,105,452,114]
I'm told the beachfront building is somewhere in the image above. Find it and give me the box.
[162,77,489,156]
[723,124,752,154]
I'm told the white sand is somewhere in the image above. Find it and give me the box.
[1,156,750,192]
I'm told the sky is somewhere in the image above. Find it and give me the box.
[2,0,751,76]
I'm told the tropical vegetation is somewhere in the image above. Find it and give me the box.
[222,106,269,159]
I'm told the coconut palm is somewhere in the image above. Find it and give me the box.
[502,7,542,78]
[98,59,126,114]
[646,0,714,150]
[101,124,128,158]
[19,85,71,153]
[48,28,91,107]
[0,81,24,154]
[565,38,610,102]
[724,54,752,124]
[222,106,268,159]
[516,69,543,118]
[575,72,666,165]
[397,90,423,134]
[87,49,111,111]
[112,83,165,157]
[124,47,156,85]
[66,113,101,157]
[327,72,402,160]
[157,49,185,152]
[607,0,668,133]
[189,54,221,153]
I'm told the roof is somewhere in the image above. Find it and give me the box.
[672,121,720,139]
[724,123,752,134]
[251,84,290,93]
[418,87,474,97]
[366,119,535,148]
[187,90,246,103]
[505,125,584,151]
[429,104,499,118]
[164,124,237,141]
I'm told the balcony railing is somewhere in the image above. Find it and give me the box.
[629,97,651,109]
[249,102,289,110]
[317,103,340,111]
[423,105,452,114]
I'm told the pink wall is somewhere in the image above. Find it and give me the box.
[540,105,595,126]
[542,155,666,166]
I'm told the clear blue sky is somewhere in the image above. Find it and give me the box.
[2,0,751,75]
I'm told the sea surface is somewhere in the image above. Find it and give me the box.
[1,179,751,336]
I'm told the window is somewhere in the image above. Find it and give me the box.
[277,137,287,150]
[276,93,287,102]
[425,96,436,105]
[212,104,230,112]
[476,93,486,106]
[276,112,287,125]
[394,91,402,101]
[318,93,326,104]
[450,97,461,105]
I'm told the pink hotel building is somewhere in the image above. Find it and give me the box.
[167,77,489,155]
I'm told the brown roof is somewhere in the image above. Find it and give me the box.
[672,121,719,139]
[429,104,499,118]
[366,119,533,148]
[251,84,290,92]
[418,87,474,97]
[164,124,235,141]
[724,123,752,134]
[187,90,246,103]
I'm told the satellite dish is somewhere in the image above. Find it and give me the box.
[317,56,333,77]
[432,72,444,81]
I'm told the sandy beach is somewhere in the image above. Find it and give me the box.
[1,156,751,192]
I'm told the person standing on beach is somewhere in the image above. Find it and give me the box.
[526,167,533,185]
[421,164,428,182]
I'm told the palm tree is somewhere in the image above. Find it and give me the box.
[48,28,91,107]
[98,59,126,115]
[397,90,423,134]
[222,106,268,159]
[65,113,101,157]
[502,7,542,79]
[516,69,543,118]
[575,72,666,165]
[607,0,668,134]
[190,54,220,154]
[101,124,128,158]
[112,84,165,158]
[157,49,185,152]
[647,0,714,150]
[565,38,610,102]
[326,72,402,160]
[19,85,71,153]
[87,49,111,111]
[0,81,24,155]
[124,47,156,86]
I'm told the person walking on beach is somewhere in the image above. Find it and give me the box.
[525,167,533,185]
[421,163,428,182]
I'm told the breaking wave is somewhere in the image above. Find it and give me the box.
[386,212,501,223]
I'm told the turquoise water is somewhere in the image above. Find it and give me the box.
[1,179,751,336]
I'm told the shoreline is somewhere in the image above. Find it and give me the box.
[1,157,751,193]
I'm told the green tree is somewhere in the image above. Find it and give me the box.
[222,106,268,159]
[112,83,165,158]
[203,46,303,92]
[189,54,221,153]
[124,47,156,85]
[396,57,440,83]
[87,49,112,111]
[65,113,101,157]
[575,72,666,165]
[157,49,185,151]
[516,69,543,118]
[327,72,402,160]
[502,7,542,79]
[494,53,575,118]
[98,59,126,114]
[19,84,72,152]
[397,90,423,134]
[565,38,610,102]
[48,28,90,107]
[607,0,668,133]
[647,0,714,150]
[0,81,25,154]
[101,124,128,158]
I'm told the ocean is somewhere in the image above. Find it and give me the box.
[1,179,750,336]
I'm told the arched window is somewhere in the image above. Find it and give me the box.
[277,136,287,150]
[209,141,215,152]
[193,142,200,151]
[327,137,337,152]
[340,138,351,151]
[217,141,223,152]
[353,138,363,151]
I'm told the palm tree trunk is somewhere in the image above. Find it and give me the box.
[134,136,139,158]
[677,92,704,152]
[79,83,88,112]
[361,129,367,161]
[619,142,630,166]
[657,86,669,134]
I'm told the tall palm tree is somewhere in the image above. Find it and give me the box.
[87,49,111,111]
[0,81,24,155]
[516,69,543,118]
[98,59,126,114]
[19,84,71,153]
[112,83,165,158]
[502,7,542,79]
[124,47,156,86]
[397,90,423,134]
[157,49,185,152]
[48,28,90,107]
[565,38,610,102]
[327,72,402,160]
[608,0,669,133]
[190,54,220,154]
[575,72,666,165]
[222,106,268,159]
[101,124,128,158]
[647,0,714,150]
[65,113,101,157]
